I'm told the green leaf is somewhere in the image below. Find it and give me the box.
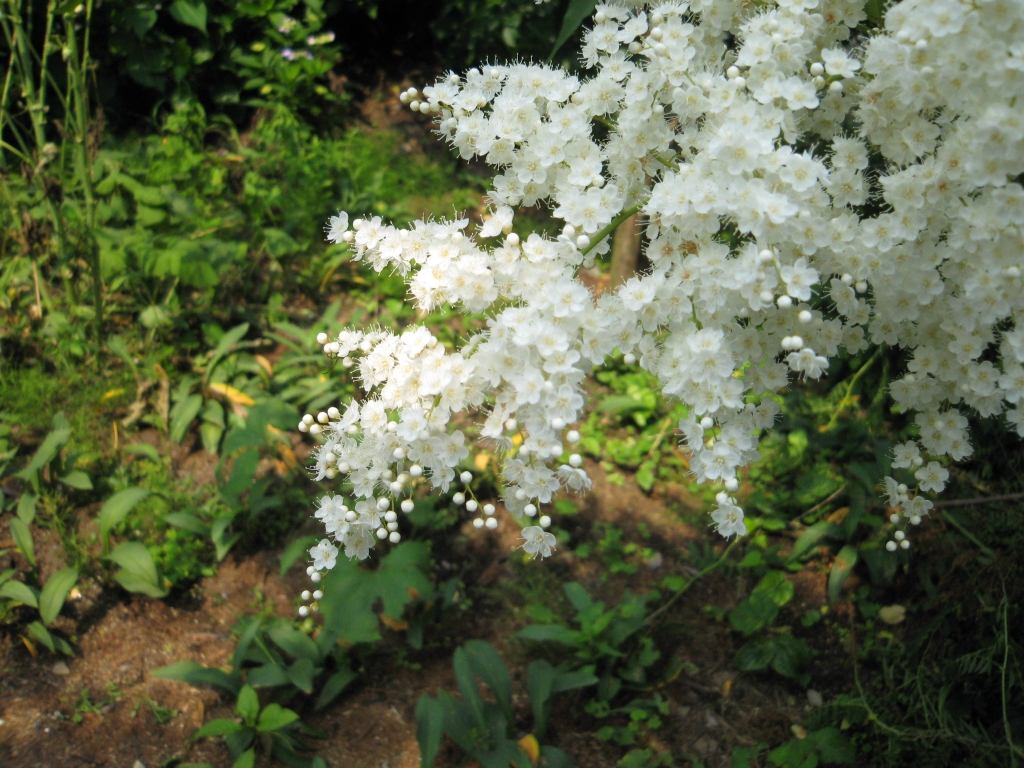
[729,593,779,635]
[39,567,78,626]
[518,624,583,645]
[267,618,319,659]
[170,394,204,444]
[809,727,855,764]
[286,657,317,694]
[169,0,207,33]
[527,659,556,740]
[9,517,35,567]
[165,512,211,536]
[256,702,299,732]
[99,487,150,546]
[865,0,887,26]
[231,750,256,768]
[17,493,37,524]
[790,521,842,561]
[752,570,794,607]
[122,443,161,463]
[0,579,40,607]
[540,746,575,768]
[26,620,57,653]
[415,694,445,768]
[16,417,71,481]
[205,322,250,385]
[315,668,357,711]
[193,717,245,739]
[453,648,487,729]
[109,542,167,598]
[280,535,319,576]
[139,304,172,328]
[770,635,810,680]
[152,660,240,694]
[464,640,513,728]
[735,637,775,671]
[235,684,259,725]
[59,469,93,490]
[246,662,290,689]
[563,582,593,614]
[828,545,859,603]
[549,0,598,60]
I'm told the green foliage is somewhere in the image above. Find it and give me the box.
[415,640,591,767]
[191,683,325,767]
[520,581,666,703]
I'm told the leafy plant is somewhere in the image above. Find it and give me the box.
[729,570,811,685]
[0,561,79,655]
[191,683,326,768]
[519,581,658,701]
[415,640,594,768]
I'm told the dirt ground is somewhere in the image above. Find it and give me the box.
[0,448,842,768]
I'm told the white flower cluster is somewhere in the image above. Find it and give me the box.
[301,0,1023,581]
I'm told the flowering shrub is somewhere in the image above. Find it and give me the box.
[296,0,1024,589]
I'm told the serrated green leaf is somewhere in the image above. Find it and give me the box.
[753,570,794,607]
[39,567,78,626]
[729,593,779,635]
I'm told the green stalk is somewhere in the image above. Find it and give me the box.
[63,1,102,355]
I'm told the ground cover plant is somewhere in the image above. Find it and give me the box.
[1,0,1023,767]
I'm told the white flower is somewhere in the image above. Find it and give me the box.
[711,499,747,538]
[891,441,920,470]
[309,539,339,571]
[520,526,557,559]
[915,461,949,493]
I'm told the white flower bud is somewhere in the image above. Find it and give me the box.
[505,418,518,431]
[316,332,329,345]
[389,531,402,543]
[623,353,637,365]
[309,424,321,435]
[466,499,479,512]
[298,421,309,433]
[576,235,590,249]
[566,430,581,443]
[551,417,566,430]
[886,541,898,552]
[900,539,910,549]
[328,407,340,419]
[569,453,583,467]
[301,590,311,600]
[311,572,322,583]
[387,521,398,531]
[485,517,498,530]
[377,497,391,511]
[700,416,714,429]
[302,413,315,425]
[473,517,484,529]
[539,515,552,529]
[460,471,473,483]
[299,606,309,617]
[401,499,415,513]
[890,514,901,523]
[393,447,406,460]
[524,503,537,517]
[483,504,496,515]
[810,62,824,76]
[453,492,465,506]
[798,310,813,323]
[506,233,520,247]
[317,412,329,424]
[376,527,388,539]
[313,590,323,600]
[726,65,739,79]
[725,477,739,492]
[777,295,793,309]
[410,464,423,477]
[385,510,398,523]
